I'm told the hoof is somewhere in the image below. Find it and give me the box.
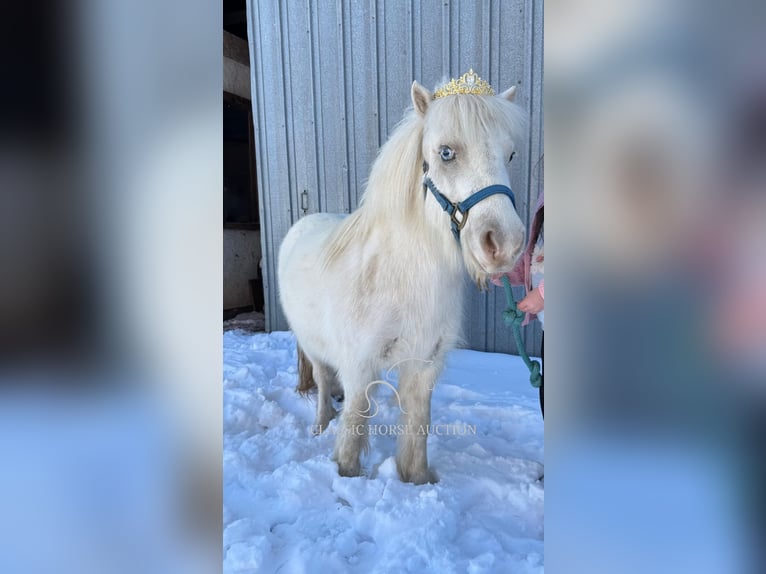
[336,459,361,478]
[397,464,438,485]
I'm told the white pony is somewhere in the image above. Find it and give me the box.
[279,73,527,484]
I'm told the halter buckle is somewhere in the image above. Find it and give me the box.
[450,203,468,231]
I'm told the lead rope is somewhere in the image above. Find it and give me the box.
[501,275,542,388]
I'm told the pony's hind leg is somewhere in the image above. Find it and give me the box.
[296,346,338,434]
[396,362,439,484]
[296,345,317,394]
[333,366,375,477]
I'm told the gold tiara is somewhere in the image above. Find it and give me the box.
[433,69,495,98]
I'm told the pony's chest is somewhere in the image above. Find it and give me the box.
[349,248,464,352]
[395,280,463,335]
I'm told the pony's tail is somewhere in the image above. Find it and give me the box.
[296,345,317,395]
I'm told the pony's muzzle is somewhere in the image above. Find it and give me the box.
[482,230,501,263]
[470,225,524,274]
[480,228,523,271]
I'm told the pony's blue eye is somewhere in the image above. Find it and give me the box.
[439,146,455,161]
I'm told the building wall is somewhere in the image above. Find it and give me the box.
[224,30,251,100]
[223,229,261,310]
[247,0,543,355]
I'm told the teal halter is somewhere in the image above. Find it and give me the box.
[422,162,517,241]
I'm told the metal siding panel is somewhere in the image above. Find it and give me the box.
[279,1,299,227]
[456,0,483,75]
[481,0,491,81]
[340,0,355,213]
[285,2,319,216]
[250,0,543,354]
[347,1,378,207]
[411,0,421,82]
[375,1,387,144]
[441,1,451,78]
[463,279,489,352]
[309,1,327,214]
[248,0,292,332]
[380,0,411,134]
[418,0,445,89]
[489,0,501,86]
[449,0,459,76]
[314,0,349,214]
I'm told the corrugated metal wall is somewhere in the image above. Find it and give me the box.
[247,0,543,356]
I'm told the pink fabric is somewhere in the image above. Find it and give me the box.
[491,190,544,325]
[538,279,544,299]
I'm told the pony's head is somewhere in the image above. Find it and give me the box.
[412,78,527,285]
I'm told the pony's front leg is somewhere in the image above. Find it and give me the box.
[396,363,439,484]
[312,362,338,434]
[333,368,374,477]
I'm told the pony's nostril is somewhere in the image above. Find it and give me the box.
[482,230,500,261]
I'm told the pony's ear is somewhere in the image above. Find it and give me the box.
[411,81,432,116]
[500,86,517,102]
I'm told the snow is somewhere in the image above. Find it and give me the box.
[223,330,544,573]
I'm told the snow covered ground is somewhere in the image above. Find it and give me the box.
[223,330,544,573]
